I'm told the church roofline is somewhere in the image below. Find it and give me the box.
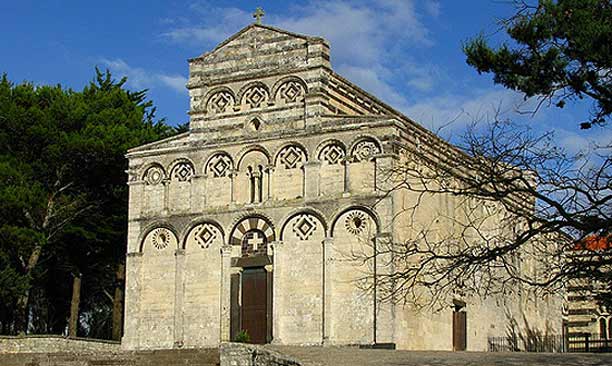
[327,69,473,162]
[188,23,329,63]
[126,131,190,156]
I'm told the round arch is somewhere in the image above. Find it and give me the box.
[237,81,271,105]
[203,150,235,177]
[228,214,276,246]
[181,219,226,250]
[138,222,180,253]
[329,205,381,238]
[279,208,329,240]
[273,141,309,166]
[203,86,237,111]
[236,145,271,170]
[271,75,308,100]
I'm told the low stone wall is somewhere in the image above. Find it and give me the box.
[220,343,301,366]
[0,335,120,354]
[0,348,219,366]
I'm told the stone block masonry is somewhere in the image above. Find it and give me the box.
[0,335,120,354]
[0,348,220,366]
[220,343,301,366]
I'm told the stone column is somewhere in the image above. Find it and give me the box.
[342,156,352,197]
[322,237,333,345]
[219,245,232,342]
[174,248,186,348]
[122,252,143,350]
[373,233,395,344]
[229,170,237,203]
[303,161,320,200]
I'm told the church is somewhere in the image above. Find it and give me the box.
[122,17,559,351]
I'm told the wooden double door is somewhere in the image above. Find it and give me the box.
[234,267,271,344]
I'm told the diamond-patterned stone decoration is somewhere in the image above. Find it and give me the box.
[171,162,195,182]
[278,80,305,103]
[193,224,218,249]
[278,145,305,169]
[345,211,368,235]
[151,228,172,250]
[243,85,269,108]
[207,91,235,114]
[207,154,233,178]
[319,143,345,165]
[352,140,381,162]
[292,214,318,240]
[144,165,165,185]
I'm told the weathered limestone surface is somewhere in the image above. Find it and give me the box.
[0,347,219,366]
[123,23,561,351]
[0,335,119,354]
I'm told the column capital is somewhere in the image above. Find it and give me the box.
[175,248,186,256]
[220,244,233,256]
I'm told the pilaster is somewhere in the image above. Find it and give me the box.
[173,248,186,347]
[271,241,283,344]
[219,244,232,342]
[322,237,333,345]
[374,233,395,344]
[122,252,143,350]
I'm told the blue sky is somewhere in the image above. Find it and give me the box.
[1,0,608,151]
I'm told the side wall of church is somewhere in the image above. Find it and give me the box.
[389,156,562,351]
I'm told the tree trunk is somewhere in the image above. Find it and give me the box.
[14,245,44,334]
[112,263,125,341]
[68,274,81,338]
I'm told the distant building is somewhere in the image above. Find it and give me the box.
[566,236,612,339]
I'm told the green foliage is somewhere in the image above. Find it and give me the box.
[234,329,251,343]
[0,69,175,335]
[463,0,612,128]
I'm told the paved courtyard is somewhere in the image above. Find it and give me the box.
[267,346,612,366]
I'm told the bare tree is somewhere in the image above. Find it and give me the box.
[370,117,610,309]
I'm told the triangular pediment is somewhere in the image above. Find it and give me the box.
[188,24,330,83]
[192,24,325,61]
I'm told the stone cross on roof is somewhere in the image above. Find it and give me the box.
[253,7,265,25]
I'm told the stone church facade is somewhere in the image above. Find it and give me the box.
[123,23,559,351]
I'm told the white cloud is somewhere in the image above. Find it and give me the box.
[99,58,187,94]
[161,5,251,45]
[424,1,441,18]
[403,89,529,136]
[161,1,438,107]
[556,128,612,155]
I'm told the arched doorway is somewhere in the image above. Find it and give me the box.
[229,216,275,344]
